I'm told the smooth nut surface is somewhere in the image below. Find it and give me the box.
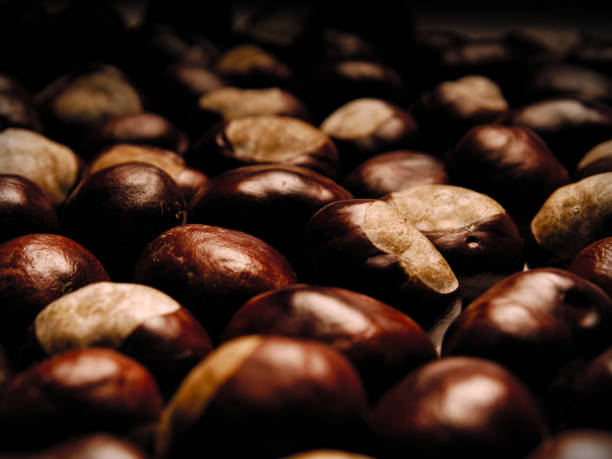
[569,237,612,298]
[576,139,612,179]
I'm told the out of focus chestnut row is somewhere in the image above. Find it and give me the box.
[0,0,612,458]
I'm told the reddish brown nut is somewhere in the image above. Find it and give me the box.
[88,144,207,203]
[443,268,612,389]
[383,184,524,302]
[449,124,570,222]
[28,282,211,395]
[223,284,437,401]
[133,224,296,341]
[0,128,80,205]
[91,112,189,155]
[187,115,340,178]
[575,139,612,179]
[0,348,163,451]
[320,98,418,173]
[368,357,547,459]
[342,150,449,198]
[0,174,58,243]
[0,234,108,356]
[156,335,367,459]
[530,172,612,263]
[525,430,612,459]
[61,162,187,281]
[215,44,292,88]
[189,164,352,264]
[568,237,612,298]
[304,199,459,331]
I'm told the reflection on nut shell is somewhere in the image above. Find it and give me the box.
[282,451,375,459]
[443,268,612,389]
[525,430,612,459]
[133,224,296,341]
[223,284,437,400]
[368,357,547,459]
[569,237,612,299]
[575,139,612,179]
[215,44,292,88]
[157,335,367,459]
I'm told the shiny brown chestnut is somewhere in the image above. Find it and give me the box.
[189,164,352,265]
[0,128,80,205]
[303,199,459,331]
[320,98,418,173]
[443,268,612,389]
[0,348,163,451]
[530,172,612,263]
[133,224,296,341]
[87,144,207,203]
[0,175,58,243]
[575,139,612,179]
[342,150,449,198]
[568,237,612,298]
[186,115,340,178]
[448,124,570,222]
[383,184,524,302]
[61,162,187,281]
[525,430,612,459]
[156,335,367,459]
[0,234,108,357]
[223,284,437,400]
[368,356,547,459]
[27,282,212,396]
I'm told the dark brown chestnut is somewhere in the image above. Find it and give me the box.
[443,268,612,389]
[569,237,612,298]
[61,162,187,281]
[156,335,367,458]
[525,430,612,459]
[0,348,163,451]
[28,282,212,396]
[0,174,58,244]
[368,356,547,459]
[223,283,437,400]
[133,224,297,341]
[575,139,612,179]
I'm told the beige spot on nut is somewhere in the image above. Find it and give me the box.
[198,87,297,120]
[437,75,508,118]
[282,451,375,459]
[90,145,185,179]
[0,128,79,205]
[514,99,605,129]
[363,201,458,294]
[35,282,180,355]
[386,184,506,232]
[216,44,290,77]
[156,335,263,457]
[321,98,397,139]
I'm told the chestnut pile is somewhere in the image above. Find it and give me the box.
[1,1,612,458]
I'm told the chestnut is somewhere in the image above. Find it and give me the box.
[0,128,80,205]
[448,124,570,222]
[188,164,352,266]
[61,162,187,281]
[569,34,612,77]
[223,284,437,401]
[133,224,297,341]
[530,172,612,263]
[368,356,547,459]
[186,115,340,178]
[0,89,42,132]
[282,452,374,459]
[320,98,419,173]
[568,237,612,298]
[156,335,368,458]
[0,233,108,357]
[28,281,212,395]
[342,150,449,198]
[575,139,612,179]
[0,174,58,243]
[303,199,459,331]
[443,268,612,389]
[525,430,612,459]
[382,184,524,302]
[0,348,163,451]
[215,44,293,88]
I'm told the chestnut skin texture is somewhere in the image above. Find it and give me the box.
[569,237,612,298]
[215,44,292,88]
[189,164,352,264]
[342,150,449,198]
[525,430,612,459]
[133,224,297,341]
[443,268,612,389]
[368,357,547,459]
[187,115,340,179]
[0,174,58,244]
[223,284,437,400]
[575,139,612,179]
[448,124,570,221]
[61,162,187,281]
[0,348,163,451]
[157,335,368,459]
[0,234,108,355]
